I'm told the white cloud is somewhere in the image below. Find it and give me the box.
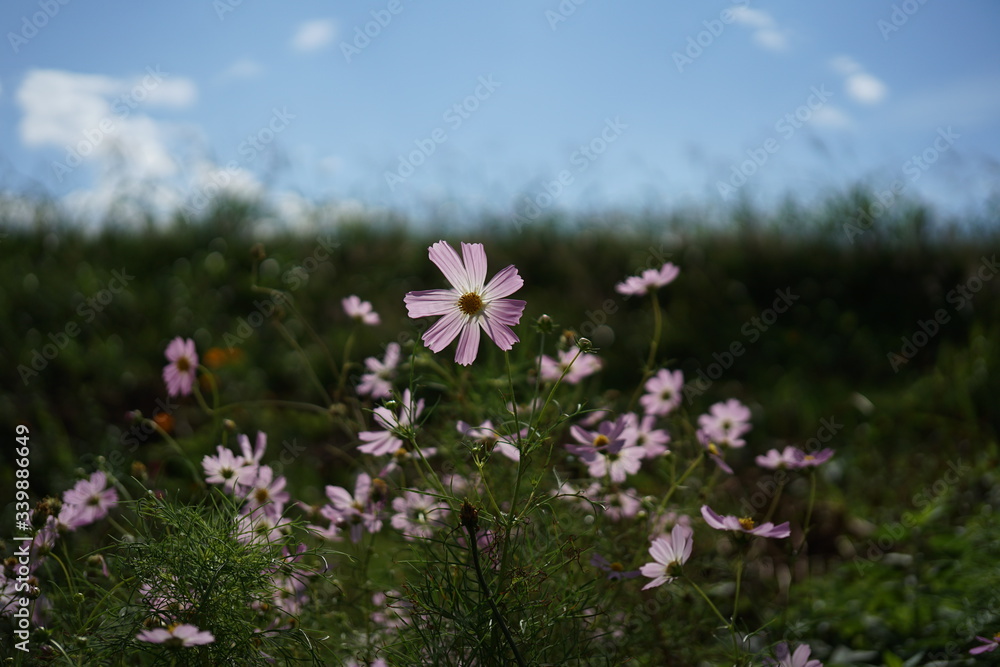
[731,7,789,52]
[220,58,263,81]
[291,19,336,52]
[16,68,199,187]
[809,105,853,129]
[830,56,888,105]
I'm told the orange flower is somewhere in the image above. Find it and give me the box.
[153,411,174,434]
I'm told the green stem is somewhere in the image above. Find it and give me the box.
[467,521,526,667]
[762,478,786,524]
[686,578,730,630]
[656,451,704,515]
[273,320,332,404]
[797,470,818,555]
[626,293,663,413]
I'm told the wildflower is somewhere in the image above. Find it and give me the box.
[538,349,602,384]
[640,523,693,590]
[755,446,801,470]
[403,240,526,366]
[202,445,251,493]
[342,295,381,325]
[621,412,671,458]
[61,471,118,528]
[591,553,641,580]
[972,633,1000,655]
[457,420,520,461]
[697,399,752,448]
[792,448,835,468]
[162,337,198,397]
[700,505,790,538]
[615,261,679,296]
[238,431,268,465]
[371,590,411,630]
[320,472,383,543]
[136,623,215,647]
[568,417,644,483]
[390,490,448,541]
[358,390,424,456]
[639,369,684,416]
[236,507,291,546]
[764,642,823,666]
[239,465,290,516]
[357,342,401,399]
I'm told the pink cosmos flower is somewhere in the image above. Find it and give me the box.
[162,337,198,397]
[238,431,268,465]
[793,448,835,468]
[320,472,384,543]
[701,505,790,538]
[202,445,252,493]
[639,369,684,416]
[640,523,693,590]
[972,632,1000,655]
[621,412,671,458]
[591,553,641,580]
[457,420,520,461]
[756,446,835,470]
[136,623,215,647]
[358,390,424,456]
[239,465,290,515]
[756,446,801,470]
[403,241,526,366]
[390,490,449,541]
[615,262,680,296]
[357,343,401,399]
[61,471,118,528]
[568,418,644,483]
[697,399,752,448]
[764,642,823,666]
[236,506,291,546]
[538,349,602,384]
[342,295,380,325]
[597,485,643,521]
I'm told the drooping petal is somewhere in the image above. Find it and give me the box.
[700,505,729,530]
[427,241,472,292]
[481,264,524,300]
[422,310,466,353]
[454,318,482,365]
[404,289,459,318]
[461,242,488,290]
[479,314,519,351]
[325,485,354,510]
[484,298,527,326]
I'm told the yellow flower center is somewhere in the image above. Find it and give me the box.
[738,517,755,531]
[254,488,270,504]
[176,356,191,372]
[593,435,610,448]
[610,561,624,572]
[458,292,484,316]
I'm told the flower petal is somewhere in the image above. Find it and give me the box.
[461,242,488,290]
[405,289,459,318]
[454,317,481,365]
[427,241,472,292]
[479,313,519,351]
[422,310,465,353]
[484,298,526,327]
[482,264,524,300]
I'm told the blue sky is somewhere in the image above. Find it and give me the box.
[1,0,998,227]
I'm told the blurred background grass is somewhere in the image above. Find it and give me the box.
[1,190,999,659]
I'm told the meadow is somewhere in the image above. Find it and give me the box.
[1,189,998,666]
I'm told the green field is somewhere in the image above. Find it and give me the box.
[1,191,999,665]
